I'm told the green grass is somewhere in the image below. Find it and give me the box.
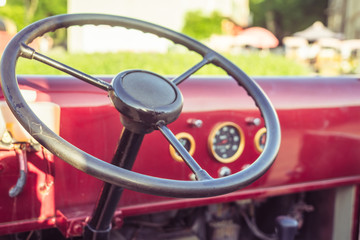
[15,50,311,76]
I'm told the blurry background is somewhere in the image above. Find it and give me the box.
[0,0,359,76]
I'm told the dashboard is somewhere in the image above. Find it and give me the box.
[1,75,360,236]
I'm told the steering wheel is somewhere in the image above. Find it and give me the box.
[0,14,280,198]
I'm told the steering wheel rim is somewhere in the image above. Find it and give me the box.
[0,13,281,198]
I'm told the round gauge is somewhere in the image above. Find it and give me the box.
[169,132,195,162]
[208,122,245,163]
[254,127,267,153]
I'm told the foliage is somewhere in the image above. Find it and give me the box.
[0,4,26,30]
[0,0,67,30]
[32,0,67,22]
[250,0,328,39]
[182,10,224,40]
[16,51,311,76]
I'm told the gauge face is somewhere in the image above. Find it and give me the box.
[254,128,267,153]
[169,132,195,162]
[208,122,245,163]
[179,138,191,151]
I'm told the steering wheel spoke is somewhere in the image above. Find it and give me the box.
[19,43,111,91]
[157,121,212,181]
[172,52,215,85]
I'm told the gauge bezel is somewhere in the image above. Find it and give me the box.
[169,132,196,162]
[208,122,245,163]
[254,127,267,153]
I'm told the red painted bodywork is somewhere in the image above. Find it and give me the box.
[0,75,359,236]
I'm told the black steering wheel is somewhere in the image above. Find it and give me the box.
[0,14,280,198]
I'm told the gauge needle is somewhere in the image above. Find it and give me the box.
[219,139,228,145]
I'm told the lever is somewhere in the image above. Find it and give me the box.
[9,144,28,197]
[275,216,298,240]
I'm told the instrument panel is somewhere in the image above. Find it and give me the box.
[169,120,264,170]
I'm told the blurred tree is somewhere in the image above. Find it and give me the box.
[250,0,328,41]
[0,0,66,30]
[24,0,38,24]
[182,10,224,40]
[0,0,26,30]
[33,0,67,22]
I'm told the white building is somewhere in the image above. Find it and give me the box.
[67,0,249,53]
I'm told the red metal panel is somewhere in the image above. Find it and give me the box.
[0,150,55,234]
[0,76,360,236]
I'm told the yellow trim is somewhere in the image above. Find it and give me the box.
[169,132,196,162]
[208,122,245,163]
[254,127,267,153]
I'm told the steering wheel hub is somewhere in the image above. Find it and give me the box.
[109,70,183,132]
